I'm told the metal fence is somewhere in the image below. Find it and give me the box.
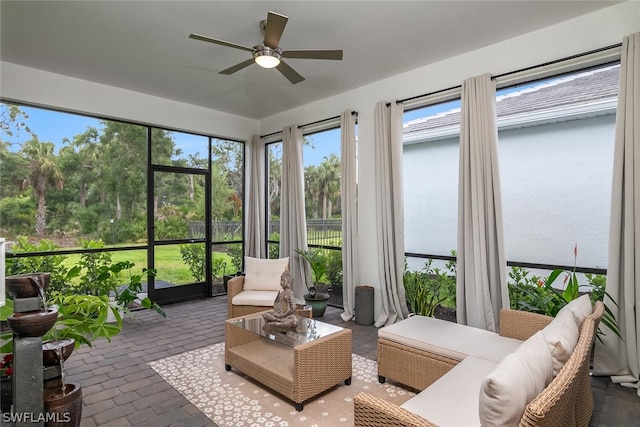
[189,219,342,247]
[189,221,242,240]
[269,219,341,247]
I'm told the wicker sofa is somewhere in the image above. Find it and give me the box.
[354,296,604,427]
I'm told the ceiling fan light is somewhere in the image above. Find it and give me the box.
[255,55,280,68]
[253,47,281,68]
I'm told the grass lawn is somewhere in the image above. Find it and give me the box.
[61,245,233,286]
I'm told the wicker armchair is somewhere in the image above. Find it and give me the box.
[227,256,289,318]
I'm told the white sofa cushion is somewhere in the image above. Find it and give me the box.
[402,356,497,427]
[479,331,554,427]
[231,290,279,307]
[379,315,522,363]
[542,305,580,375]
[243,257,289,291]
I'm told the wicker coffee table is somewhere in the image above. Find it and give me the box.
[225,312,352,411]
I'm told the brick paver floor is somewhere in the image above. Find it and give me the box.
[62,296,639,426]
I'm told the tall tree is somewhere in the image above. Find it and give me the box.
[21,138,64,237]
[317,154,340,219]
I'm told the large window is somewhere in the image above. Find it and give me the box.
[265,126,344,305]
[1,102,244,300]
[402,99,461,272]
[266,141,282,259]
[401,63,619,279]
[498,64,619,272]
[303,128,341,246]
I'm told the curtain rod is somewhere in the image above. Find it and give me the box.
[491,42,621,80]
[385,42,622,108]
[260,110,358,139]
[386,84,461,107]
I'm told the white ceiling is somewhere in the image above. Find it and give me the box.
[0,1,620,120]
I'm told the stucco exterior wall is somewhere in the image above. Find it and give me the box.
[404,113,616,273]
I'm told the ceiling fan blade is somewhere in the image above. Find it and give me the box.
[189,33,254,53]
[276,61,305,84]
[219,58,255,75]
[263,11,288,49]
[282,50,343,60]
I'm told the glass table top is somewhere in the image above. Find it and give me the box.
[228,313,344,348]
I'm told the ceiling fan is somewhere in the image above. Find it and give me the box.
[189,11,343,84]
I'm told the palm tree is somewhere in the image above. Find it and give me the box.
[21,138,64,237]
[317,155,340,219]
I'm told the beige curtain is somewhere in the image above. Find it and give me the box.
[246,135,266,258]
[374,101,409,327]
[340,110,359,321]
[280,125,311,300]
[593,32,640,396]
[457,73,508,333]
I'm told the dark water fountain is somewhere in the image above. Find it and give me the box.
[6,273,82,427]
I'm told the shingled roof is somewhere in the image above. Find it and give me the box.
[403,64,620,136]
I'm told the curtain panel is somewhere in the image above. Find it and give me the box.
[246,135,266,259]
[340,110,359,321]
[456,73,508,333]
[280,125,311,300]
[374,101,409,327]
[593,32,640,397]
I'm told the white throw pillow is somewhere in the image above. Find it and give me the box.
[243,257,289,291]
[542,307,579,375]
[562,294,593,328]
[479,331,554,427]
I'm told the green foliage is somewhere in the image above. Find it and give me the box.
[155,216,189,240]
[507,266,557,315]
[6,237,71,297]
[70,239,118,296]
[0,196,35,236]
[268,232,281,259]
[403,257,456,317]
[56,239,165,317]
[44,294,122,348]
[507,245,621,342]
[110,261,165,317]
[211,256,227,282]
[227,243,243,273]
[296,248,328,288]
[179,244,206,282]
[0,300,14,354]
[326,248,343,288]
[179,244,228,283]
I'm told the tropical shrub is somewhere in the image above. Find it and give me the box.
[326,248,343,289]
[180,244,206,282]
[404,256,456,317]
[507,245,621,341]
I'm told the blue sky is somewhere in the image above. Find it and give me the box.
[3,106,103,150]
[5,103,463,168]
[4,105,338,167]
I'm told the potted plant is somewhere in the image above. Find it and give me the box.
[296,248,330,317]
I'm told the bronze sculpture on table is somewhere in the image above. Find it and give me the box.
[262,271,299,332]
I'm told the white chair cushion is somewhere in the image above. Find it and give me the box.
[242,257,289,291]
[542,306,580,375]
[379,315,522,363]
[479,331,554,427]
[231,290,279,307]
[402,356,497,427]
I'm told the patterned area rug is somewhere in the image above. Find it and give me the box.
[149,342,415,426]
